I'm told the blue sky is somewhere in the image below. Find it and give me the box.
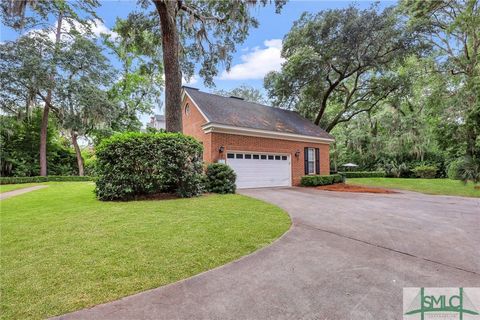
[0,0,396,124]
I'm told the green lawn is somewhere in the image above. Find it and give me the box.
[0,182,290,319]
[0,183,46,193]
[348,178,480,198]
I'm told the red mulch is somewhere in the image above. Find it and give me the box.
[315,183,397,194]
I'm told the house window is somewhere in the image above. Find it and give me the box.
[227,153,234,159]
[307,148,315,174]
[245,154,252,159]
[281,156,287,160]
[275,155,281,160]
[185,103,191,116]
[253,154,260,159]
[236,154,243,159]
[260,155,267,160]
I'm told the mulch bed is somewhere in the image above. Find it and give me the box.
[315,183,398,194]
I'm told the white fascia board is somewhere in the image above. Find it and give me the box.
[202,123,335,144]
[181,89,210,122]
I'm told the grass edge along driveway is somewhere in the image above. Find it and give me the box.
[347,177,479,198]
[0,182,290,320]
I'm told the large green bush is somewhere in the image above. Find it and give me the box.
[204,163,236,194]
[0,176,93,185]
[340,171,385,178]
[301,174,343,187]
[95,132,204,200]
[412,165,437,178]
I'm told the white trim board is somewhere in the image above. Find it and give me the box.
[202,123,335,144]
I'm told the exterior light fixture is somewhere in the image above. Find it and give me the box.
[219,146,225,153]
[295,150,301,158]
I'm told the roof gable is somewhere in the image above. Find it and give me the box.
[183,87,333,141]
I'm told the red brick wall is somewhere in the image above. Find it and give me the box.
[181,95,212,162]
[210,132,330,186]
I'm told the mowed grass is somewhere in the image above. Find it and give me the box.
[348,178,480,198]
[0,182,290,319]
[0,183,46,193]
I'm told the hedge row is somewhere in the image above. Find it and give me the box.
[301,174,343,186]
[339,171,386,178]
[0,176,94,185]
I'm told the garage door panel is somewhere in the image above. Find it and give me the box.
[226,152,291,189]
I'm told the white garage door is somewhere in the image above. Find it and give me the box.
[226,152,291,189]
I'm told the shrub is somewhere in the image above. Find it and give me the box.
[447,159,463,180]
[340,171,385,178]
[301,174,343,187]
[0,176,93,185]
[95,132,204,200]
[204,163,236,194]
[412,165,437,178]
[457,157,480,184]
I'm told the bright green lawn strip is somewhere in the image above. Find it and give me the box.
[0,183,46,193]
[348,178,479,198]
[0,182,290,319]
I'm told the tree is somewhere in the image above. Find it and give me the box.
[102,14,164,135]
[54,36,114,176]
[402,0,480,159]
[214,85,268,104]
[265,5,421,132]
[135,0,285,132]
[1,0,101,176]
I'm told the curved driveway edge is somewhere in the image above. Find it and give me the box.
[0,185,48,200]
[54,187,480,320]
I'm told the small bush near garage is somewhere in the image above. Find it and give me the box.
[412,165,437,179]
[340,171,386,178]
[301,174,343,186]
[204,163,236,194]
[95,132,204,200]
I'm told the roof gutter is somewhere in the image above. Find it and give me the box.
[202,122,335,144]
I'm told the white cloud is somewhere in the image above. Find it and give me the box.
[219,39,284,80]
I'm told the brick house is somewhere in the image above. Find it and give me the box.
[182,86,334,188]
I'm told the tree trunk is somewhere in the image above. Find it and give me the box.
[39,12,63,176]
[71,131,84,176]
[153,0,183,133]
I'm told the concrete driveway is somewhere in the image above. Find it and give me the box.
[56,188,480,320]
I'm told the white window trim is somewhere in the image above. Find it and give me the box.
[307,147,316,175]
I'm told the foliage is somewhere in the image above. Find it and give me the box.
[412,165,437,179]
[457,157,480,184]
[204,163,237,194]
[101,15,164,136]
[0,176,93,185]
[214,85,268,104]
[402,0,480,159]
[0,112,77,177]
[95,132,204,200]
[341,171,386,178]
[447,158,464,180]
[1,182,290,319]
[265,4,421,132]
[348,178,480,198]
[301,174,343,186]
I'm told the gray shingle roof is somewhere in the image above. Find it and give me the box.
[183,87,334,140]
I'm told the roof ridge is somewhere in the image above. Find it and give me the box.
[184,87,298,114]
